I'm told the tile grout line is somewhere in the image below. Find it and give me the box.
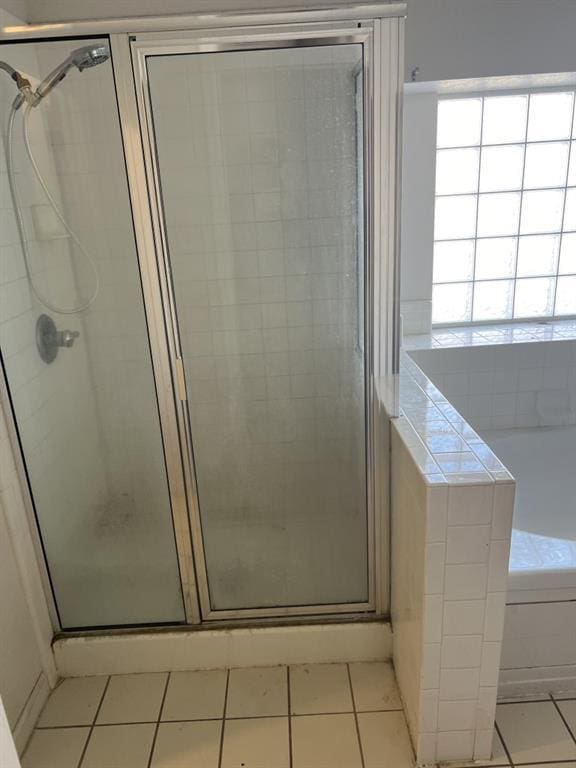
[77,675,111,768]
[346,663,366,768]
[494,720,514,767]
[287,666,293,768]
[33,706,405,730]
[551,696,576,749]
[218,669,230,768]
[146,672,171,768]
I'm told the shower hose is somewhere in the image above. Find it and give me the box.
[5,102,100,315]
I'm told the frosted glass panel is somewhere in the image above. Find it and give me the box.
[475,237,517,280]
[434,195,477,239]
[482,95,528,145]
[520,189,564,234]
[479,145,524,192]
[477,192,520,237]
[516,235,560,277]
[0,40,184,628]
[524,142,569,189]
[555,275,576,314]
[432,282,473,324]
[433,240,475,282]
[437,98,482,148]
[527,92,574,141]
[473,280,514,321]
[148,45,368,610]
[514,277,555,318]
[436,148,479,194]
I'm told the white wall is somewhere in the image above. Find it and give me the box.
[405,0,576,84]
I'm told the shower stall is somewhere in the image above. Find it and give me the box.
[0,6,403,632]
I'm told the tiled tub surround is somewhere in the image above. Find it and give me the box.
[391,358,514,765]
[404,336,576,699]
[407,337,576,594]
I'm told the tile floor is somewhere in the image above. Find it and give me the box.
[22,662,412,768]
[21,664,576,768]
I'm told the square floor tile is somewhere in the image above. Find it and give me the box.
[349,662,402,712]
[358,711,414,767]
[558,699,576,733]
[221,716,289,768]
[22,727,89,768]
[496,701,576,764]
[82,724,156,768]
[290,663,353,714]
[292,713,362,768]
[38,677,107,727]
[161,670,227,721]
[150,721,221,768]
[226,666,287,718]
[97,673,168,724]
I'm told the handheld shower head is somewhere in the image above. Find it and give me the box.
[16,43,110,108]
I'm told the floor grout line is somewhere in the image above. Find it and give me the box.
[217,669,230,768]
[146,672,171,768]
[346,663,366,768]
[494,721,514,768]
[287,666,293,768]
[551,696,576,749]
[77,675,111,768]
[33,706,405,730]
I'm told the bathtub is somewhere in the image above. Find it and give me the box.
[408,332,576,696]
[481,424,576,598]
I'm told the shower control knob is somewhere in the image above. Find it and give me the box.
[36,314,80,363]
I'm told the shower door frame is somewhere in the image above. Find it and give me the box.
[111,14,403,624]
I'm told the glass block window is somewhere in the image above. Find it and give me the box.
[432,91,576,325]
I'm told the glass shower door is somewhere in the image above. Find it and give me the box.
[145,43,371,614]
[0,38,185,628]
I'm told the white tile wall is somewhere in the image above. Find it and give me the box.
[390,354,514,765]
[408,327,576,432]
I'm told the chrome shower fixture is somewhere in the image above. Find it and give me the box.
[14,44,110,109]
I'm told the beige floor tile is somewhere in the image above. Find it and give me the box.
[38,677,107,727]
[22,727,89,768]
[358,711,414,767]
[150,721,221,768]
[97,673,167,724]
[496,701,576,764]
[558,698,576,732]
[221,716,289,768]
[349,662,402,712]
[290,663,353,714]
[291,713,362,768]
[82,724,156,768]
[226,666,287,718]
[161,670,227,721]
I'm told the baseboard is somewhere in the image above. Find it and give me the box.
[54,620,392,677]
[499,664,576,700]
[12,673,50,755]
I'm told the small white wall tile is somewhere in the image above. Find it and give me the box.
[446,525,491,564]
[448,485,494,526]
[421,643,441,690]
[483,593,507,643]
[480,643,502,687]
[444,564,489,600]
[443,600,485,636]
[439,669,480,701]
[487,541,511,592]
[436,729,476,761]
[438,699,478,731]
[440,636,483,670]
[425,543,446,594]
